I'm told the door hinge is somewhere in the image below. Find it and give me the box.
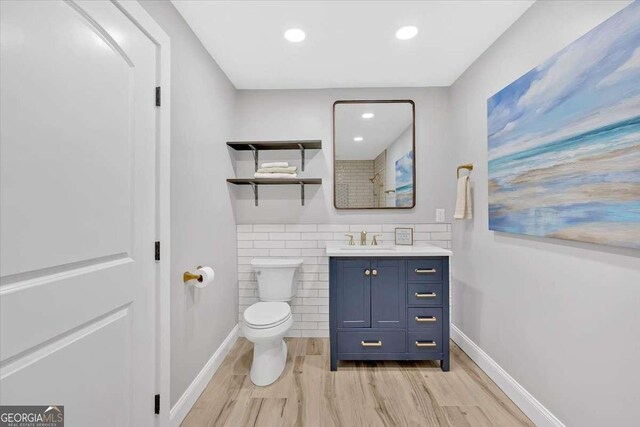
[155,241,161,261]
[154,394,160,414]
[155,86,161,107]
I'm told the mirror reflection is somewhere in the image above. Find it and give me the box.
[333,101,415,209]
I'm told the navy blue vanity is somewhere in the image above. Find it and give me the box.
[328,247,450,372]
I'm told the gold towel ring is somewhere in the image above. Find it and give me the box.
[457,163,473,178]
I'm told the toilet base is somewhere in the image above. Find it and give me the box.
[250,339,287,386]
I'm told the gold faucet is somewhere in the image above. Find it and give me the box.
[372,235,382,246]
[345,234,355,246]
[360,231,367,245]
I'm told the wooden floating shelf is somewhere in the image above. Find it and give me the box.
[227,178,322,185]
[227,178,322,206]
[226,140,322,172]
[226,140,322,151]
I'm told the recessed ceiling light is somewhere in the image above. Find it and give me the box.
[353,136,364,142]
[284,28,306,43]
[396,26,418,40]
[361,113,374,119]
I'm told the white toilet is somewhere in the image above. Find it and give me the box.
[243,258,303,386]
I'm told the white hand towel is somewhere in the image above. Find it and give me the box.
[256,166,298,173]
[254,172,298,179]
[260,162,289,168]
[454,175,473,219]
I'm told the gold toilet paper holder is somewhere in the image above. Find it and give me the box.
[183,266,203,283]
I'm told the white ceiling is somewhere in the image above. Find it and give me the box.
[171,0,534,90]
[335,103,413,160]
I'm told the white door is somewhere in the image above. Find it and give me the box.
[1,1,158,425]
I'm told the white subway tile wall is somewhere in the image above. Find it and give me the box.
[237,223,451,337]
[335,160,374,208]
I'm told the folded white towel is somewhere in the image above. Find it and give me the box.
[261,162,289,168]
[254,172,298,179]
[454,175,473,219]
[256,166,298,173]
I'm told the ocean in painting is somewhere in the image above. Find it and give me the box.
[395,151,414,207]
[395,184,413,207]
[487,1,640,249]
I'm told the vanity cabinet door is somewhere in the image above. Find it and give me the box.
[336,259,371,328]
[371,259,405,329]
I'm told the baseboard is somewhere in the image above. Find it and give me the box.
[169,324,239,427]
[451,324,565,427]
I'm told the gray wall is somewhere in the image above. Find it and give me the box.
[449,1,640,426]
[139,1,238,407]
[233,88,454,224]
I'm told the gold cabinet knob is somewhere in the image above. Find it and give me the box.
[364,269,371,276]
[372,269,378,276]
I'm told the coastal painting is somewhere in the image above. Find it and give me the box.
[487,1,640,249]
[395,150,414,207]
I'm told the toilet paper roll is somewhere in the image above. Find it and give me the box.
[194,266,215,288]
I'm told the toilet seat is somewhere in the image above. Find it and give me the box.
[243,302,291,329]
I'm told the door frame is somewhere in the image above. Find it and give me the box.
[110,1,171,425]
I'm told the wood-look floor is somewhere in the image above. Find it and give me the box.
[181,338,534,427]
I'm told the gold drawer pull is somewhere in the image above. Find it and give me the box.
[415,316,437,322]
[415,292,437,298]
[361,340,382,347]
[415,341,437,348]
[415,268,436,274]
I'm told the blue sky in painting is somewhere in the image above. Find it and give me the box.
[488,1,640,160]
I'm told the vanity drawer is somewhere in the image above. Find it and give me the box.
[407,308,442,331]
[407,259,443,282]
[407,283,443,306]
[337,330,405,354]
[408,331,444,354]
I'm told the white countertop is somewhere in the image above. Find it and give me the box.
[325,241,452,257]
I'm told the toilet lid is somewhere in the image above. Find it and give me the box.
[243,302,291,329]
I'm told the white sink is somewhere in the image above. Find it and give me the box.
[325,241,452,257]
[340,245,392,250]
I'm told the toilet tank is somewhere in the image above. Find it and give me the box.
[251,258,303,302]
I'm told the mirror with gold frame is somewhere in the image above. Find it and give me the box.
[333,100,415,209]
